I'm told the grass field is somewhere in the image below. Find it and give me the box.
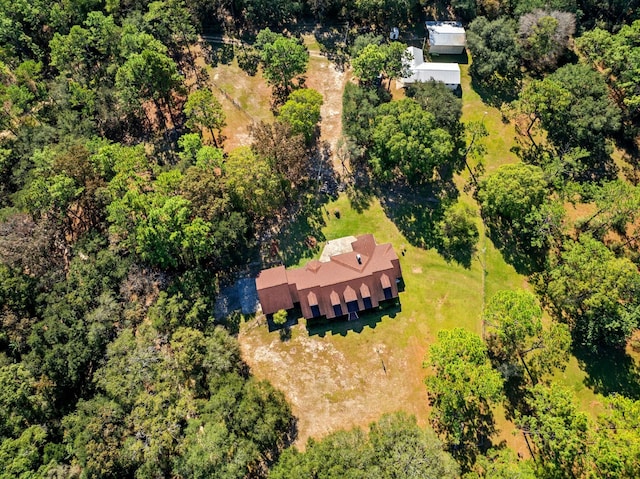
[214,34,606,451]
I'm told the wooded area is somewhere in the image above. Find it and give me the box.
[1,0,640,477]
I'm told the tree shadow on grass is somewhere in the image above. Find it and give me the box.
[204,41,236,68]
[377,180,457,250]
[574,344,640,399]
[307,301,401,337]
[313,25,349,71]
[470,76,519,110]
[445,407,498,474]
[265,196,328,268]
[262,144,339,268]
[483,220,546,275]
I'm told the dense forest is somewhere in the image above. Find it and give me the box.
[1,0,640,477]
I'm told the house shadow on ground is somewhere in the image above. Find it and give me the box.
[306,301,401,338]
[574,345,640,399]
[428,50,469,65]
[265,308,301,341]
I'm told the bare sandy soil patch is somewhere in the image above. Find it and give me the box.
[239,311,431,448]
[303,47,349,163]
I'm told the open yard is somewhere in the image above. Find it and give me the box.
[207,32,607,451]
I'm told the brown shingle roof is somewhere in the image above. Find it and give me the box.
[307,291,318,306]
[285,234,398,291]
[256,234,402,318]
[344,286,357,302]
[255,265,288,290]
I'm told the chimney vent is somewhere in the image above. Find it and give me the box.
[356,254,362,264]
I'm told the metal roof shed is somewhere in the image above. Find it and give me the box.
[412,62,461,86]
[426,23,466,55]
[398,50,461,90]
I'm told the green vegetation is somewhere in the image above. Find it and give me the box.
[255,28,309,96]
[425,328,504,466]
[278,88,323,143]
[270,412,459,479]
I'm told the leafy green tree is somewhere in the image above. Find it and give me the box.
[544,234,640,350]
[349,33,383,57]
[512,0,577,16]
[143,0,197,53]
[466,17,521,94]
[278,88,323,143]
[49,11,121,83]
[515,63,621,171]
[476,163,549,248]
[484,289,570,384]
[351,43,386,86]
[183,88,226,147]
[366,413,460,479]
[225,146,284,219]
[70,324,293,478]
[240,0,302,28]
[590,395,640,478]
[62,397,131,478]
[342,82,384,146]
[106,147,240,269]
[0,0,51,62]
[517,384,589,479]
[26,243,128,408]
[464,447,536,479]
[270,412,459,479]
[352,0,418,27]
[424,328,503,458]
[351,42,410,88]
[576,20,640,125]
[577,180,640,242]
[0,59,46,134]
[0,363,49,439]
[255,29,308,94]
[369,98,454,183]
[437,202,479,268]
[518,10,575,73]
[115,48,182,121]
[0,265,37,357]
[272,309,288,326]
[406,80,462,133]
[0,425,53,477]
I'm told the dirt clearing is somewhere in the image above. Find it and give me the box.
[239,309,431,448]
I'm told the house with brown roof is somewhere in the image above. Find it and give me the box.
[256,235,403,320]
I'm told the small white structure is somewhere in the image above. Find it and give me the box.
[426,21,466,55]
[390,27,399,40]
[398,46,460,90]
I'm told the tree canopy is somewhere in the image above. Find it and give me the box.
[544,234,640,350]
[425,328,503,462]
[270,412,459,479]
[484,289,570,384]
[368,98,454,183]
[255,28,308,94]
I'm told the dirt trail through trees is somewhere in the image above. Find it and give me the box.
[304,45,350,172]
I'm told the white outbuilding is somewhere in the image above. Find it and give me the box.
[426,21,466,55]
[398,46,461,90]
